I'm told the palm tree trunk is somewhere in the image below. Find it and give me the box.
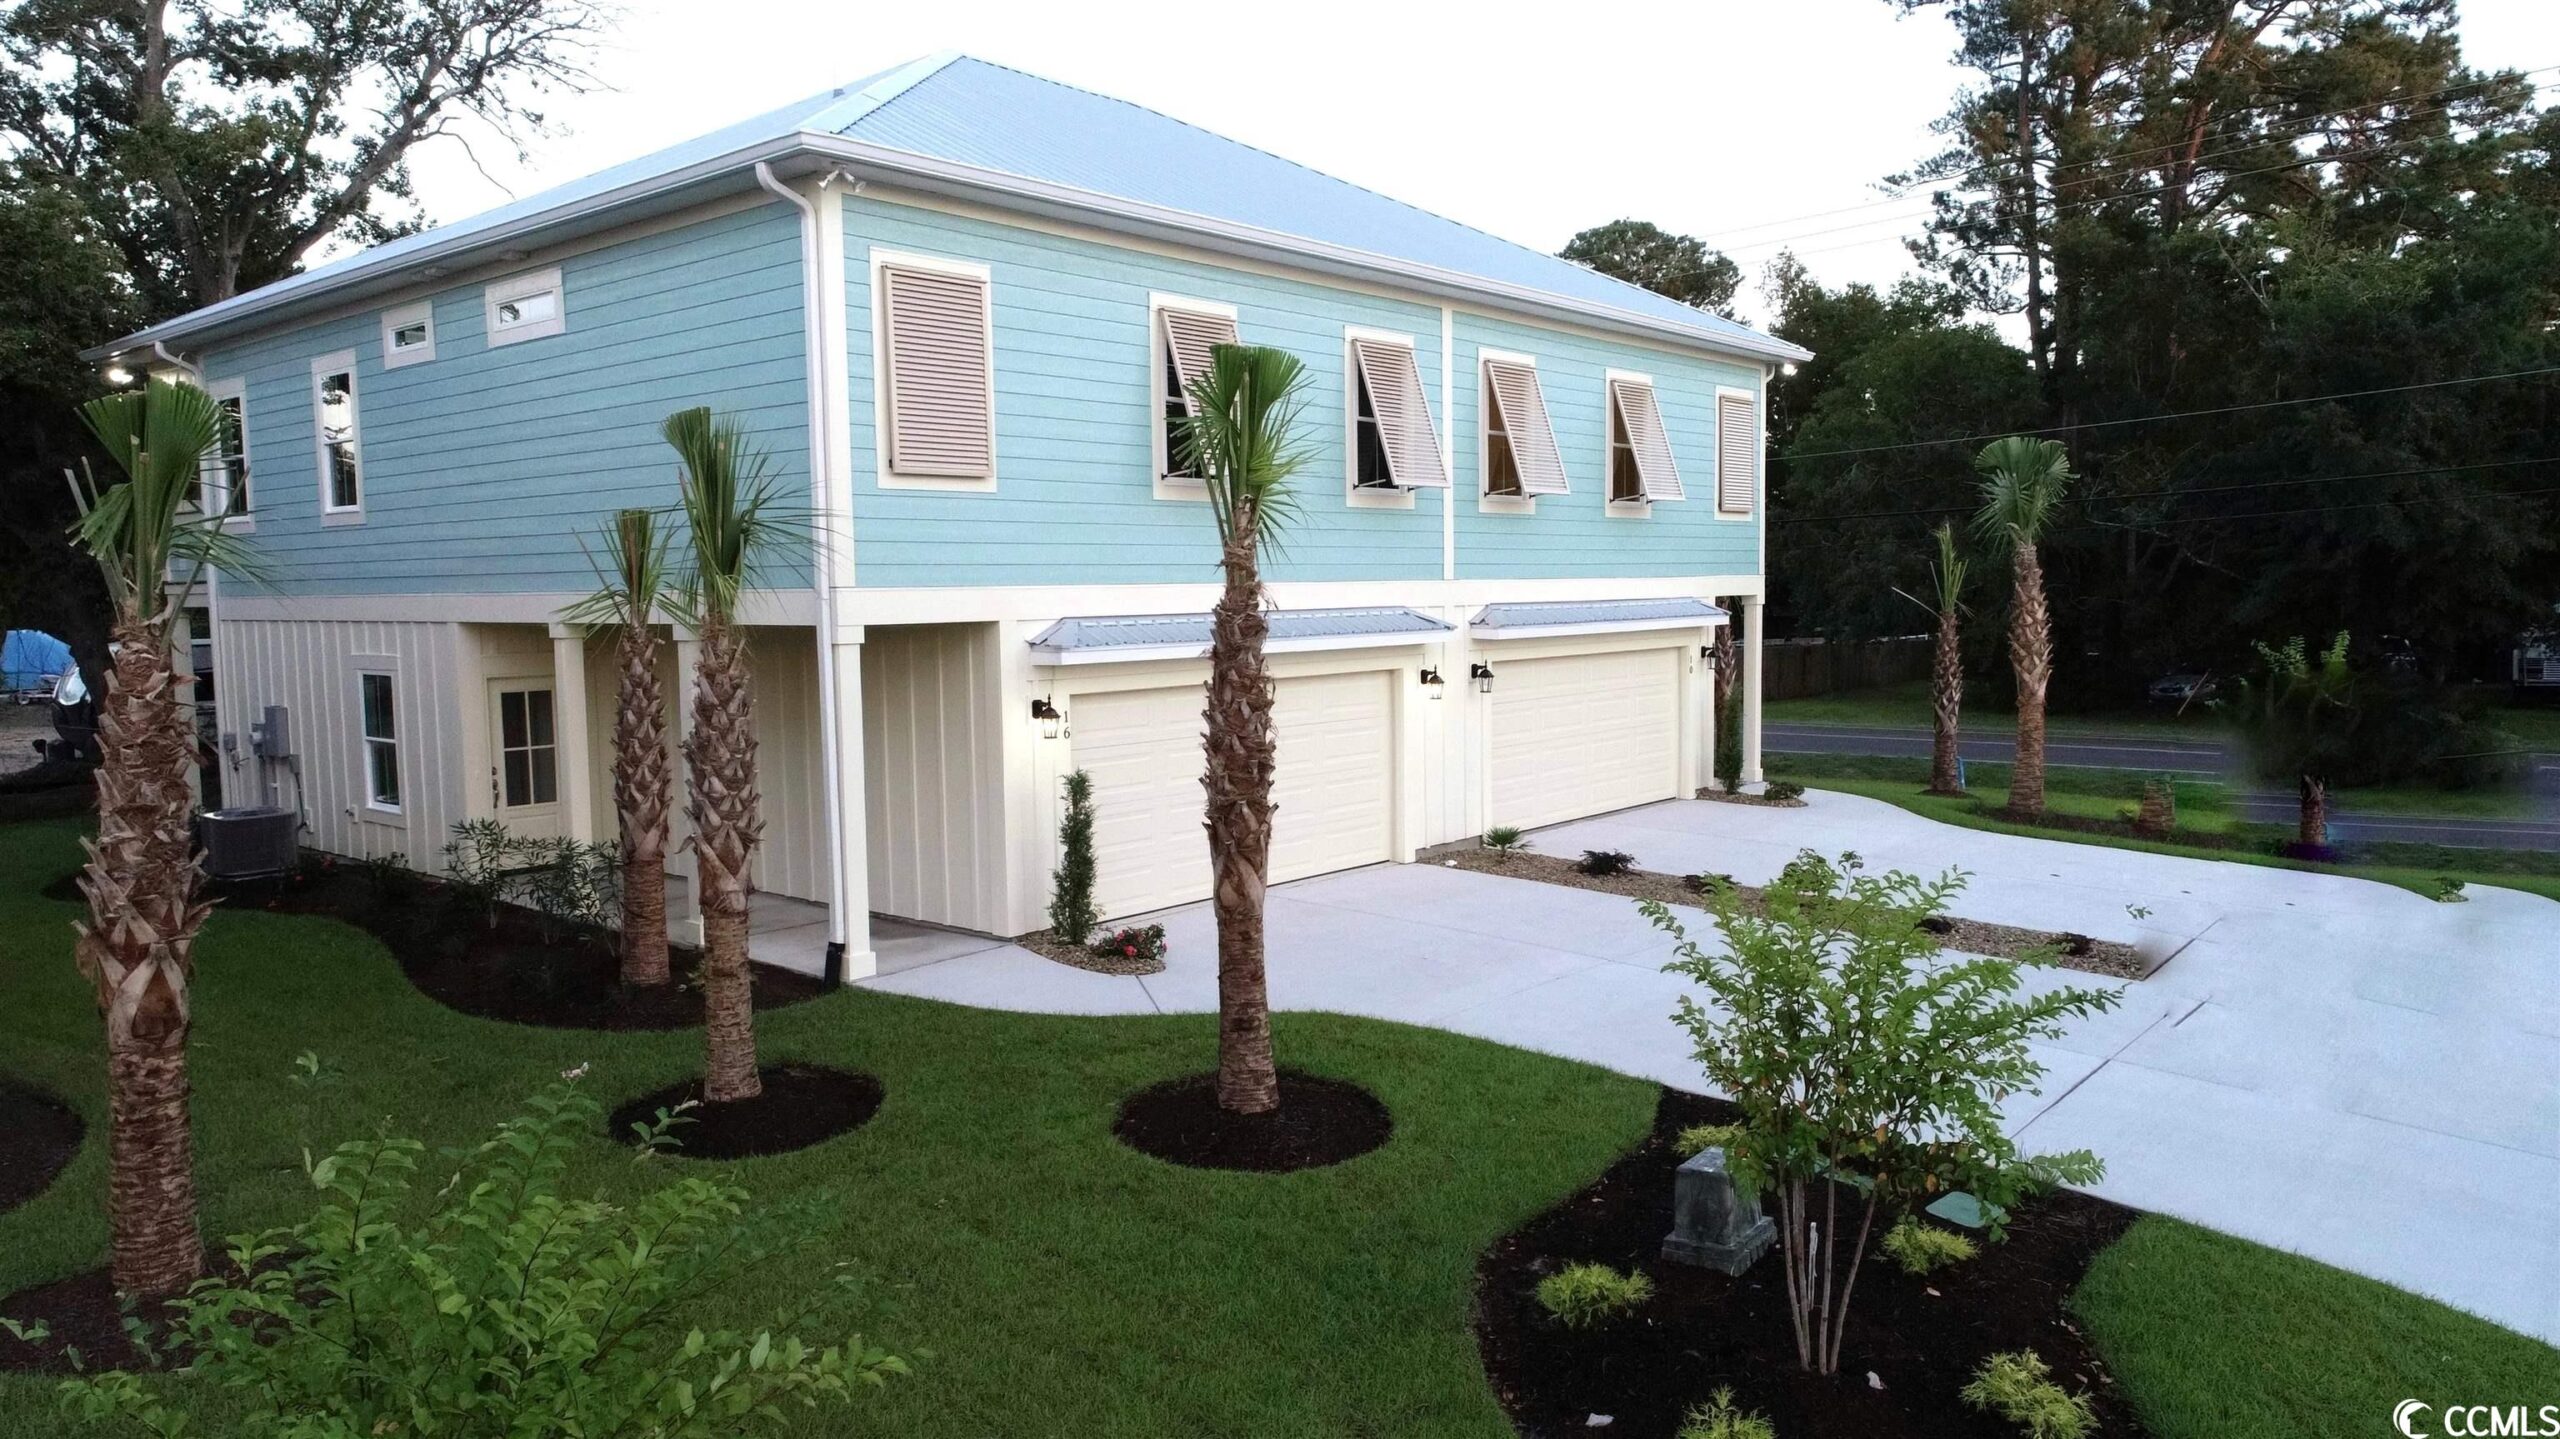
[614,624,671,987]
[2007,545,2052,815]
[1204,532,1279,1116]
[74,613,205,1297]
[2298,774,2327,849]
[685,616,762,1103]
[1928,605,1965,794]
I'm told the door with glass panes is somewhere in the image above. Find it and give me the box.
[486,679,562,840]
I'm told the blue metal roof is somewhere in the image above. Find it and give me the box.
[1473,597,1730,632]
[102,53,1805,365]
[1031,606,1451,656]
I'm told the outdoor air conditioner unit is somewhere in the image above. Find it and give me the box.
[197,806,298,880]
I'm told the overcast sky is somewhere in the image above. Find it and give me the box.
[403,0,2560,328]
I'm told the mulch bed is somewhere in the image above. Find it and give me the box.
[607,1062,883,1160]
[1440,848,2151,981]
[1476,1088,2147,1439]
[1694,787,1808,808]
[207,863,825,1031]
[1014,927,1167,976]
[1112,1070,1392,1173]
[0,1083,85,1216]
[0,1264,197,1375]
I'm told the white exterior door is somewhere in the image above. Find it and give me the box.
[486,679,563,841]
[1486,647,1682,831]
[1071,669,1397,922]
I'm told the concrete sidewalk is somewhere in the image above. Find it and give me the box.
[857,791,2560,1345]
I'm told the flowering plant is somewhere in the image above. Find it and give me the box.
[1089,923,1167,963]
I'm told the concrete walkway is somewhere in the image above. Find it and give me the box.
[855,791,2560,1345]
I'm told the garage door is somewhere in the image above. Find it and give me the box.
[1071,671,1396,921]
[1487,647,1682,831]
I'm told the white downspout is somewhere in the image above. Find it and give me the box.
[756,160,852,983]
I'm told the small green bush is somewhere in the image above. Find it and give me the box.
[1764,780,1805,802]
[1481,824,1527,860]
[1683,871,1738,895]
[1880,1215,1977,1275]
[1534,1262,1654,1329]
[1676,1122,1745,1157]
[1574,849,1638,877]
[2432,875,2468,903]
[1960,1350,2096,1439]
[1678,1387,1777,1439]
[1049,770,1099,945]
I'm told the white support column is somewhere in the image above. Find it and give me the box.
[547,623,597,842]
[1740,598,1766,786]
[670,627,703,947]
[829,620,875,980]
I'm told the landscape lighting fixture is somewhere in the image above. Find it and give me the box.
[1470,662,1495,694]
[1030,697,1064,739]
[1419,667,1445,699]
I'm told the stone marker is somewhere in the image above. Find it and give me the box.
[1661,1146,1776,1274]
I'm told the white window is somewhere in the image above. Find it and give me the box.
[1604,371,1683,507]
[1151,295,1238,496]
[311,352,362,517]
[494,685,558,809]
[1345,329,1447,498]
[359,670,401,813]
[484,267,565,347]
[381,301,435,367]
[199,377,249,519]
[875,251,996,489]
[1717,388,1760,515]
[1479,352,1569,500]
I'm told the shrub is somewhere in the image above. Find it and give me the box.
[1481,824,1528,860]
[1091,923,1167,964]
[1049,770,1099,945]
[1534,1262,1654,1329]
[1772,847,1847,897]
[1574,849,1638,877]
[2432,875,2468,903]
[1683,871,1739,896]
[1880,1214,1978,1275]
[1960,1350,2097,1439]
[1676,1122,1744,1157]
[1716,691,1743,795]
[513,837,623,940]
[1678,1387,1777,1439]
[440,816,518,925]
[1764,780,1805,803]
[57,1079,907,1437]
[2053,931,2095,958]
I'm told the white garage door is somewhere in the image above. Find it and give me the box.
[1071,670,1396,922]
[1488,647,1683,831]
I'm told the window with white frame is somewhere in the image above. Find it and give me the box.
[312,354,362,514]
[484,268,565,347]
[1346,333,1447,491]
[1155,299,1238,485]
[1479,354,1569,498]
[495,685,558,809]
[876,254,996,485]
[359,671,401,812]
[1604,373,1683,505]
[381,301,435,367]
[199,379,249,517]
[1717,390,1760,514]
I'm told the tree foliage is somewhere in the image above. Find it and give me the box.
[1562,218,1744,317]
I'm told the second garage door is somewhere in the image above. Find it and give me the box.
[1487,647,1683,831]
[1072,669,1397,921]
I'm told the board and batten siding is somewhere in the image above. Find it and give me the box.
[197,201,812,598]
[743,628,828,903]
[860,623,1008,934]
[842,193,1448,589]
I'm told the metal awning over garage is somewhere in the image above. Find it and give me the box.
[1029,606,1451,665]
[1470,597,1729,641]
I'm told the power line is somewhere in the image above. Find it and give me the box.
[1768,456,2560,525]
[1786,364,2560,462]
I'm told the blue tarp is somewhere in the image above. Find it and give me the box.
[2,629,73,691]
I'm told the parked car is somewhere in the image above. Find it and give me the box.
[2145,670,2221,707]
[2516,628,2559,700]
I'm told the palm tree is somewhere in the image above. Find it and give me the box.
[1971,437,2071,817]
[1177,344,1312,1116]
[2232,633,2355,852]
[564,508,678,987]
[1895,523,1971,796]
[666,408,786,1103]
[67,379,259,1298]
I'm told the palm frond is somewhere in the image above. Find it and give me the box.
[1970,436,2072,553]
[663,407,795,626]
[70,379,268,634]
[1178,344,1316,551]
[1894,522,1972,620]
[563,506,685,631]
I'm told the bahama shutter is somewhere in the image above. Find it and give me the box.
[1608,376,1683,501]
[1161,308,1240,416]
[1482,358,1569,496]
[1717,391,1759,513]
[882,264,994,478]
[1351,337,1449,488]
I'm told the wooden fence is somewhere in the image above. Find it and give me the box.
[1763,637,1931,702]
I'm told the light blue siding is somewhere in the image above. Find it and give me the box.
[202,203,810,596]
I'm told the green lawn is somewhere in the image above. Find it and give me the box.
[3,815,2553,1436]
[1765,680,2217,736]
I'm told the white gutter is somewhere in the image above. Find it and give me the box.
[1032,628,1448,667]
[1472,616,1729,642]
[753,160,852,980]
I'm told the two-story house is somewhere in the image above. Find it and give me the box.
[94,53,1806,982]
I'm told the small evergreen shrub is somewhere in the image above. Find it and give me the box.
[1676,1122,1745,1157]
[1960,1351,2096,1439]
[1764,780,1805,802]
[1534,1262,1654,1329]
[1481,824,1527,860]
[1090,923,1167,964]
[1879,1214,1977,1275]
[2431,875,2468,903]
[1049,770,1099,945]
[1772,848,1845,897]
[1683,871,1738,896]
[1574,849,1638,877]
[1678,1387,1777,1439]
[1716,693,1743,794]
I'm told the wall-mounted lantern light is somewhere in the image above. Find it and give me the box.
[104,363,136,387]
[1418,667,1444,700]
[1469,662,1495,694]
[1030,697,1064,740]
[1701,644,1723,674]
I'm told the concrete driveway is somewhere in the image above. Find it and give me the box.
[857,790,2560,1345]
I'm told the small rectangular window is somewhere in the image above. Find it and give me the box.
[199,384,249,517]
[484,267,565,347]
[1347,335,1447,490]
[360,671,400,811]
[496,687,558,809]
[1605,374,1683,504]
[1157,303,1238,482]
[1717,391,1760,514]
[1480,356,1569,498]
[313,356,362,513]
[381,301,435,367]
[880,258,995,482]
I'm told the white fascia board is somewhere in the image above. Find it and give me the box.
[1033,628,1442,667]
[1472,616,1728,643]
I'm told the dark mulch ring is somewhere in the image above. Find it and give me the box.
[0,1083,85,1218]
[205,864,826,1031]
[1477,1088,2146,1439]
[0,1265,193,1375]
[608,1062,884,1160]
[1693,787,1808,808]
[1113,1070,1392,1173]
[1013,927,1167,976]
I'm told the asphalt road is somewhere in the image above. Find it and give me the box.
[1766,721,2560,853]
